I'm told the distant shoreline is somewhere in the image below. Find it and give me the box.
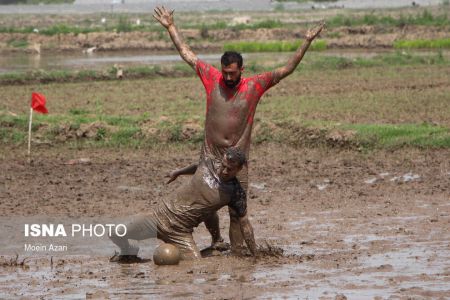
[0,0,444,14]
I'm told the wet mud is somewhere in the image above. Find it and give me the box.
[0,144,449,298]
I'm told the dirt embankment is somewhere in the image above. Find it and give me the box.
[0,25,448,53]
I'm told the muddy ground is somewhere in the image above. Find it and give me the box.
[0,143,449,299]
[1,24,449,54]
[0,6,449,297]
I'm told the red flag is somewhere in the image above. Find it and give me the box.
[31,92,48,114]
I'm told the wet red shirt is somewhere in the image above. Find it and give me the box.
[196,60,278,175]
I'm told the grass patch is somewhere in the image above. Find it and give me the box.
[40,24,96,35]
[224,40,327,53]
[1,60,449,150]
[0,112,203,148]
[0,9,447,37]
[346,123,450,149]
[327,10,450,27]
[7,39,29,48]
[394,38,450,49]
[303,51,448,70]
[2,113,448,150]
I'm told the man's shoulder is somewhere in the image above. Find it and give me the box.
[247,71,275,82]
[197,60,219,71]
[196,60,221,81]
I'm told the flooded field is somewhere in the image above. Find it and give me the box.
[0,2,449,298]
[0,146,449,298]
[0,50,398,74]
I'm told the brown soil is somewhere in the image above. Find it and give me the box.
[0,144,449,298]
[1,24,449,53]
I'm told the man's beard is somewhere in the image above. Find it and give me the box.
[224,75,241,88]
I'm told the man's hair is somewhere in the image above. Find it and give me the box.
[225,147,247,167]
[221,51,243,68]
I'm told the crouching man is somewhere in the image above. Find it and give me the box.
[109,148,258,262]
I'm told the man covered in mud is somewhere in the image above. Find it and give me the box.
[110,148,257,261]
[153,6,324,253]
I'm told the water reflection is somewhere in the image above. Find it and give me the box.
[0,49,401,74]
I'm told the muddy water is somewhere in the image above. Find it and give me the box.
[0,51,222,73]
[1,198,448,298]
[0,49,432,74]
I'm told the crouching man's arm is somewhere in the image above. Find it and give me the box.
[238,212,258,257]
[166,163,198,184]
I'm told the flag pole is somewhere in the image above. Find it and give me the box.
[27,107,33,164]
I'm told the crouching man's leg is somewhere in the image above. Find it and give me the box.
[204,212,230,251]
[229,206,247,254]
[109,214,157,263]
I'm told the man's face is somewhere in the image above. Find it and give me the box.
[221,62,243,88]
[218,155,242,182]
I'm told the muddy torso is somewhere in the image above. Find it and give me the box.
[155,163,246,233]
[196,60,278,177]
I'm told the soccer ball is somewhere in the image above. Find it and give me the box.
[153,243,181,265]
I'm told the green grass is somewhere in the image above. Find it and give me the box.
[3,112,448,149]
[394,38,450,49]
[7,39,29,48]
[346,123,450,149]
[253,121,450,149]
[40,24,96,36]
[306,51,447,70]
[0,112,204,148]
[1,60,449,150]
[224,40,327,53]
[327,10,450,27]
[0,9,447,37]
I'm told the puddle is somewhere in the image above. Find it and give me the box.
[1,197,448,298]
[289,217,316,228]
[364,177,379,184]
[390,173,421,182]
[250,182,266,190]
[2,50,448,74]
[255,238,450,299]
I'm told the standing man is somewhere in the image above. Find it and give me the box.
[153,6,323,254]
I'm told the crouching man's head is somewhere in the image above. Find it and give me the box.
[218,147,246,182]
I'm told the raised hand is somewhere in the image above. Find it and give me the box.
[305,22,325,42]
[153,6,174,29]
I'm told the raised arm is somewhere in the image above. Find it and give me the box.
[273,22,324,82]
[153,6,198,69]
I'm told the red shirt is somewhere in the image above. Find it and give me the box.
[196,60,278,174]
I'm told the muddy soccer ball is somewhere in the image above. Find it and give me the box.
[153,243,181,265]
